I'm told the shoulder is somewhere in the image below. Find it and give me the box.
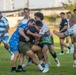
[63,18,67,22]
[1,16,8,21]
[19,24,28,28]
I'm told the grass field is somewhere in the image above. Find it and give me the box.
[0,36,76,75]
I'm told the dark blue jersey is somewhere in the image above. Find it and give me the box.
[19,26,39,44]
[59,18,68,32]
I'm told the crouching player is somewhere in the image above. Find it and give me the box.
[18,21,49,73]
[53,18,76,67]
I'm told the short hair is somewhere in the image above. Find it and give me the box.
[35,21,43,27]
[60,12,65,15]
[23,8,30,12]
[66,11,72,14]
[69,18,76,23]
[27,18,35,24]
[73,9,76,12]
[34,12,44,20]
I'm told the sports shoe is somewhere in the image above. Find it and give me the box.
[17,65,26,72]
[42,67,49,73]
[11,67,17,72]
[10,52,14,60]
[58,52,64,55]
[55,59,60,67]
[66,49,69,54]
[22,60,31,68]
[41,63,45,68]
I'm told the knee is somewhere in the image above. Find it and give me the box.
[26,50,33,56]
[42,50,46,54]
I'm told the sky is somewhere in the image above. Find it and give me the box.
[0,0,74,11]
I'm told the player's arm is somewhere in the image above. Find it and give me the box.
[19,28,30,41]
[53,30,65,38]
[1,19,9,37]
[60,26,68,32]
[27,30,42,39]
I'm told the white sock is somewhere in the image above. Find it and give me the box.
[74,60,76,65]
[38,64,44,71]
[55,57,58,61]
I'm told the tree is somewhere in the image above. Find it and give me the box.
[62,0,76,13]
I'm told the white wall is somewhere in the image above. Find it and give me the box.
[7,17,23,28]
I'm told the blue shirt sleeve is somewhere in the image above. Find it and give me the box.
[18,24,28,29]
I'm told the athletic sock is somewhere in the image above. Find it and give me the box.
[51,52,57,58]
[38,64,44,71]
[45,63,49,68]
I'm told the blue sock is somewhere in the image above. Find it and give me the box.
[45,64,49,68]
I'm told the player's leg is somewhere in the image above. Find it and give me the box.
[41,45,49,73]
[17,53,26,72]
[73,42,76,67]
[66,36,70,54]
[9,41,19,72]
[42,45,48,65]
[49,44,60,67]
[70,35,74,53]
[2,36,9,50]
[73,36,76,67]
[22,45,42,68]
[26,50,49,73]
[59,38,65,55]
[18,42,45,72]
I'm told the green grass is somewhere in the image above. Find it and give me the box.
[0,36,76,75]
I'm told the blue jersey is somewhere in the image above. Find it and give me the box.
[0,16,9,37]
[9,24,28,42]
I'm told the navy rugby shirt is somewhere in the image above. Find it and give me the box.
[59,18,68,32]
[19,26,39,44]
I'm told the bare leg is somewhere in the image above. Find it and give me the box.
[26,50,39,65]
[42,45,48,64]
[19,53,24,65]
[53,30,65,38]
[49,45,60,67]
[26,50,44,71]
[73,43,76,67]
[12,52,19,67]
[73,43,76,60]
[4,43,9,50]
[31,45,41,52]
